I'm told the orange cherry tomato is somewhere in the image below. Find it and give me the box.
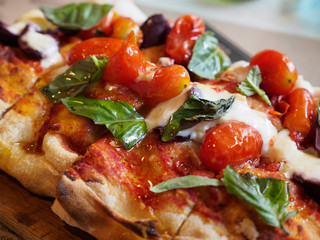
[283,88,314,140]
[200,121,263,173]
[102,32,147,85]
[166,15,205,65]
[111,17,143,46]
[78,10,118,39]
[250,49,298,96]
[129,64,190,106]
[66,37,123,65]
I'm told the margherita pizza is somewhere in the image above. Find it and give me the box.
[1,1,320,239]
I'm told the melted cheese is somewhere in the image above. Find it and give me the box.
[20,30,62,68]
[270,129,320,180]
[146,83,277,156]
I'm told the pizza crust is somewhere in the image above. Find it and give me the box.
[53,175,153,240]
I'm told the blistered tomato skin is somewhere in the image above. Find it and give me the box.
[103,32,146,85]
[284,88,315,139]
[166,14,205,66]
[129,64,190,106]
[66,37,123,65]
[200,121,263,173]
[250,49,298,96]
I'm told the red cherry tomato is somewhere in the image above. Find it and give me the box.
[129,64,190,105]
[200,121,263,173]
[66,37,123,65]
[283,88,314,141]
[250,49,298,96]
[166,15,205,65]
[78,10,118,39]
[102,32,147,85]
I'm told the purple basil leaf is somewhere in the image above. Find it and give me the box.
[0,21,19,46]
[140,14,171,49]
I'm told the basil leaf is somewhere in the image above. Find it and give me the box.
[222,165,298,234]
[62,96,146,150]
[41,56,108,103]
[40,3,113,30]
[188,31,231,79]
[150,175,222,193]
[161,94,235,142]
[237,65,271,106]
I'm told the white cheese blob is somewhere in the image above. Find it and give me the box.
[20,30,62,68]
[146,83,277,156]
[269,129,320,180]
[146,85,192,130]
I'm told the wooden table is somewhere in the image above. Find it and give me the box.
[0,171,95,240]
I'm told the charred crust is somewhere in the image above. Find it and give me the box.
[63,172,77,181]
[122,220,160,238]
[85,178,102,183]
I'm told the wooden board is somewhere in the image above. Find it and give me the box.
[0,170,96,240]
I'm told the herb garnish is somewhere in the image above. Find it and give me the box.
[188,31,230,79]
[150,175,222,193]
[162,93,234,142]
[237,65,271,106]
[151,165,297,234]
[40,3,113,31]
[62,96,147,150]
[41,56,108,103]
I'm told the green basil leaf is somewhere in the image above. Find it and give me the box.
[41,56,108,104]
[237,65,271,106]
[62,96,146,150]
[188,31,231,79]
[161,93,235,142]
[40,3,113,30]
[222,165,298,234]
[150,175,223,193]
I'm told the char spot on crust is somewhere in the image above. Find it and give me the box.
[85,177,102,183]
[127,220,160,238]
[51,124,61,131]
[57,181,69,196]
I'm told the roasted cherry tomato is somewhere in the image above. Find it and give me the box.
[250,49,298,96]
[129,64,190,105]
[66,37,123,65]
[111,17,143,46]
[103,32,147,85]
[166,14,205,65]
[78,10,118,39]
[200,121,263,173]
[283,88,315,141]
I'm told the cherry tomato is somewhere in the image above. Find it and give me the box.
[66,37,123,65]
[250,49,298,96]
[283,88,314,139]
[102,32,147,85]
[166,14,205,65]
[111,17,143,46]
[78,10,119,39]
[129,64,190,105]
[200,121,263,173]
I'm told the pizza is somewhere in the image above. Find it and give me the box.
[1,0,320,239]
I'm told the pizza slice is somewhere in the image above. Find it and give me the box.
[1,0,320,239]
[52,133,201,239]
